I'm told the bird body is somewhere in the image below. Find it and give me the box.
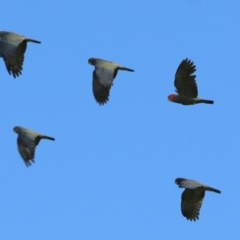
[0,31,41,78]
[168,94,214,105]
[168,58,214,105]
[13,126,55,167]
[175,178,221,221]
[88,58,134,105]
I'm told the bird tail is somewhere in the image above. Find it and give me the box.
[27,38,41,44]
[205,186,221,194]
[118,66,134,72]
[41,135,55,141]
[196,99,214,104]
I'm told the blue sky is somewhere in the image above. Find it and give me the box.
[0,1,239,239]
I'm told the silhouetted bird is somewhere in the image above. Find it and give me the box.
[175,178,221,221]
[0,31,41,78]
[168,59,214,105]
[13,126,55,167]
[88,58,134,105]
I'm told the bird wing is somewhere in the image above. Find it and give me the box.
[181,188,205,221]
[1,40,27,78]
[94,63,117,85]
[174,59,198,98]
[17,135,36,166]
[20,127,40,141]
[92,65,117,105]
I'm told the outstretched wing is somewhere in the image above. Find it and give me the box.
[17,135,36,167]
[3,41,27,78]
[92,64,117,105]
[174,58,198,98]
[181,188,205,221]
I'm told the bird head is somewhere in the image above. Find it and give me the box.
[88,58,96,66]
[13,126,21,134]
[175,178,186,188]
[168,94,177,102]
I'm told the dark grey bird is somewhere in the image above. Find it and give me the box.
[88,58,134,105]
[13,126,55,167]
[175,178,221,221]
[0,31,41,78]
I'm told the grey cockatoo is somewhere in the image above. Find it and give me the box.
[0,31,41,78]
[88,58,134,105]
[175,178,221,221]
[168,58,214,105]
[13,126,55,167]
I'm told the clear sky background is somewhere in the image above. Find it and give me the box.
[0,1,239,239]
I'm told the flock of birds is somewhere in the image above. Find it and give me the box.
[0,31,221,222]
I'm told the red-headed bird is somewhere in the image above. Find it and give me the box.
[175,178,221,221]
[168,59,214,105]
[88,58,134,105]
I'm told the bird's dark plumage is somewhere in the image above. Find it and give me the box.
[168,58,214,105]
[175,178,221,221]
[0,31,41,78]
[174,58,198,98]
[13,126,55,167]
[88,58,134,105]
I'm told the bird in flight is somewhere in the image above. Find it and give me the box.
[13,126,55,167]
[168,58,214,105]
[0,31,41,78]
[88,58,134,105]
[175,177,221,221]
